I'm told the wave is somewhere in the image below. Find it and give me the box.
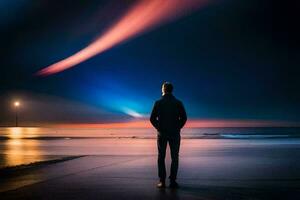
[219,134,292,139]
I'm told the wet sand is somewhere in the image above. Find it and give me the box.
[1,138,300,199]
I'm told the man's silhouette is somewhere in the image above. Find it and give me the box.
[150,82,187,188]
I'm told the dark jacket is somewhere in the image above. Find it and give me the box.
[150,94,187,136]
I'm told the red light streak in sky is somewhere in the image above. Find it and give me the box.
[37,0,208,76]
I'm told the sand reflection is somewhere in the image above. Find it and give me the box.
[6,127,40,139]
[2,127,43,167]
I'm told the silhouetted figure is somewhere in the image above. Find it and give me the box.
[150,82,187,188]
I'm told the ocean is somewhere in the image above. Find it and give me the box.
[1,127,300,139]
[1,127,300,169]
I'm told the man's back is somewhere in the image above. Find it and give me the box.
[150,82,187,188]
[150,93,187,136]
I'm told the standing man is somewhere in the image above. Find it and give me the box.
[150,82,187,188]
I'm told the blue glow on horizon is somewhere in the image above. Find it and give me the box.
[76,72,153,118]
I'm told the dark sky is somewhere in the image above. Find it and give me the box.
[0,0,299,125]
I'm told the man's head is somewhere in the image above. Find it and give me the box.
[162,82,173,95]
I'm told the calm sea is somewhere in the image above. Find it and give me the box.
[1,127,300,169]
[1,127,300,139]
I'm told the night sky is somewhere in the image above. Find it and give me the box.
[0,0,299,126]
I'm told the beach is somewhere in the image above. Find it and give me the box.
[1,127,300,199]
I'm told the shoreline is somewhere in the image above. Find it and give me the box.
[1,154,300,199]
[0,156,85,177]
[1,137,300,199]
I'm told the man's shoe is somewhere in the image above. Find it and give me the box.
[157,181,166,188]
[169,180,179,188]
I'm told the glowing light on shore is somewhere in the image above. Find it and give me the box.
[9,127,23,139]
[7,127,40,139]
[14,101,20,107]
[4,128,42,167]
[37,0,209,76]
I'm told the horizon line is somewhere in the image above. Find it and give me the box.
[25,119,300,129]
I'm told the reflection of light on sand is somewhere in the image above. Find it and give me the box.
[4,128,43,167]
[9,127,22,139]
[7,127,40,139]
[4,139,42,167]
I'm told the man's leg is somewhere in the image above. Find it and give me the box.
[169,135,181,183]
[157,135,168,182]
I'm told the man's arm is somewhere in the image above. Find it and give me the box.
[150,101,159,130]
[178,101,187,129]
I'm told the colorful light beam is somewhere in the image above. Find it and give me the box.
[37,0,209,76]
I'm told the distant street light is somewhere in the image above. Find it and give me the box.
[13,101,20,127]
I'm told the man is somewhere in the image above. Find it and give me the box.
[150,82,187,188]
